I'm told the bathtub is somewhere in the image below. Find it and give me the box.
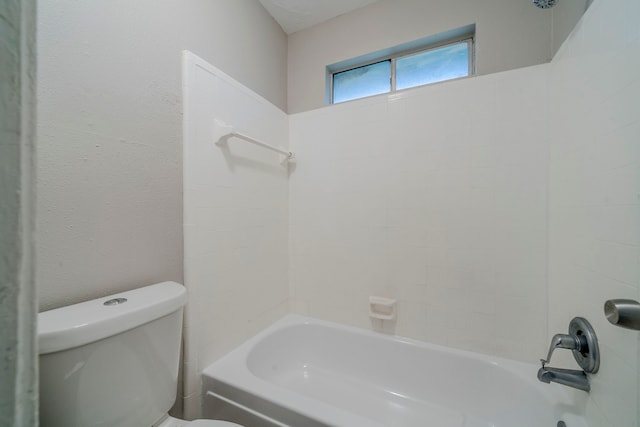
[202,315,587,427]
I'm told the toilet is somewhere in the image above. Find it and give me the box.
[38,281,242,427]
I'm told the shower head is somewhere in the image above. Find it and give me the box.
[532,0,558,8]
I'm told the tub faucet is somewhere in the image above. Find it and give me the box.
[537,365,590,392]
[537,317,600,393]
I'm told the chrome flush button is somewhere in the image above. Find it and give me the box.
[103,297,127,306]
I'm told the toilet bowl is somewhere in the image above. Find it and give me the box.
[38,281,243,427]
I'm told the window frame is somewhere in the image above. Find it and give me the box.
[329,36,475,105]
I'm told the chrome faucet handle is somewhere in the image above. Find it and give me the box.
[540,317,600,374]
[543,333,583,366]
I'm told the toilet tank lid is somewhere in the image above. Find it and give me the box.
[38,281,187,355]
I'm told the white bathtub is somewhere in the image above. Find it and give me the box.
[202,315,587,427]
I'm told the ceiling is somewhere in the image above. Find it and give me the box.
[258,0,382,35]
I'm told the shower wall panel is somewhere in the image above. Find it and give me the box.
[183,52,289,418]
[289,65,550,364]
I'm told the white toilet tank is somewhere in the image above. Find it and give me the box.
[38,281,188,427]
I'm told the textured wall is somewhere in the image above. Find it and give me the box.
[36,0,287,311]
[182,52,290,418]
[548,0,640,425]
[0,0,38,424]
[290,64,550,364]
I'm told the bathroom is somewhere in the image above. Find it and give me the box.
[2,0,639,426]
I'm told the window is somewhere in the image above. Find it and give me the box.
[395,42,470,90]
[332,60,391,104]
[329,32,474,104]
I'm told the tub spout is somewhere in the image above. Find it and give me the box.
[537,366,590,392]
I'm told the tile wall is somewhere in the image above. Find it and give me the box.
[289,65,551,364]
[182,52,289,418]
[548,0,640,425]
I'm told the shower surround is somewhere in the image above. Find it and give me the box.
[184,1,639,425]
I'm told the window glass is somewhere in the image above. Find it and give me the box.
[396,42,469,90]
[332,60,391,104]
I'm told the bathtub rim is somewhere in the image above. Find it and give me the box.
[202,313,587,427]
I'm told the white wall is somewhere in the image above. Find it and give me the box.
[1,0,38,424]
[548,0,640,425]
[551,0,593,55]
[182,52,290,418]
[290,65,550,363]
[36,0,287,311]
[288,0,587,113]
